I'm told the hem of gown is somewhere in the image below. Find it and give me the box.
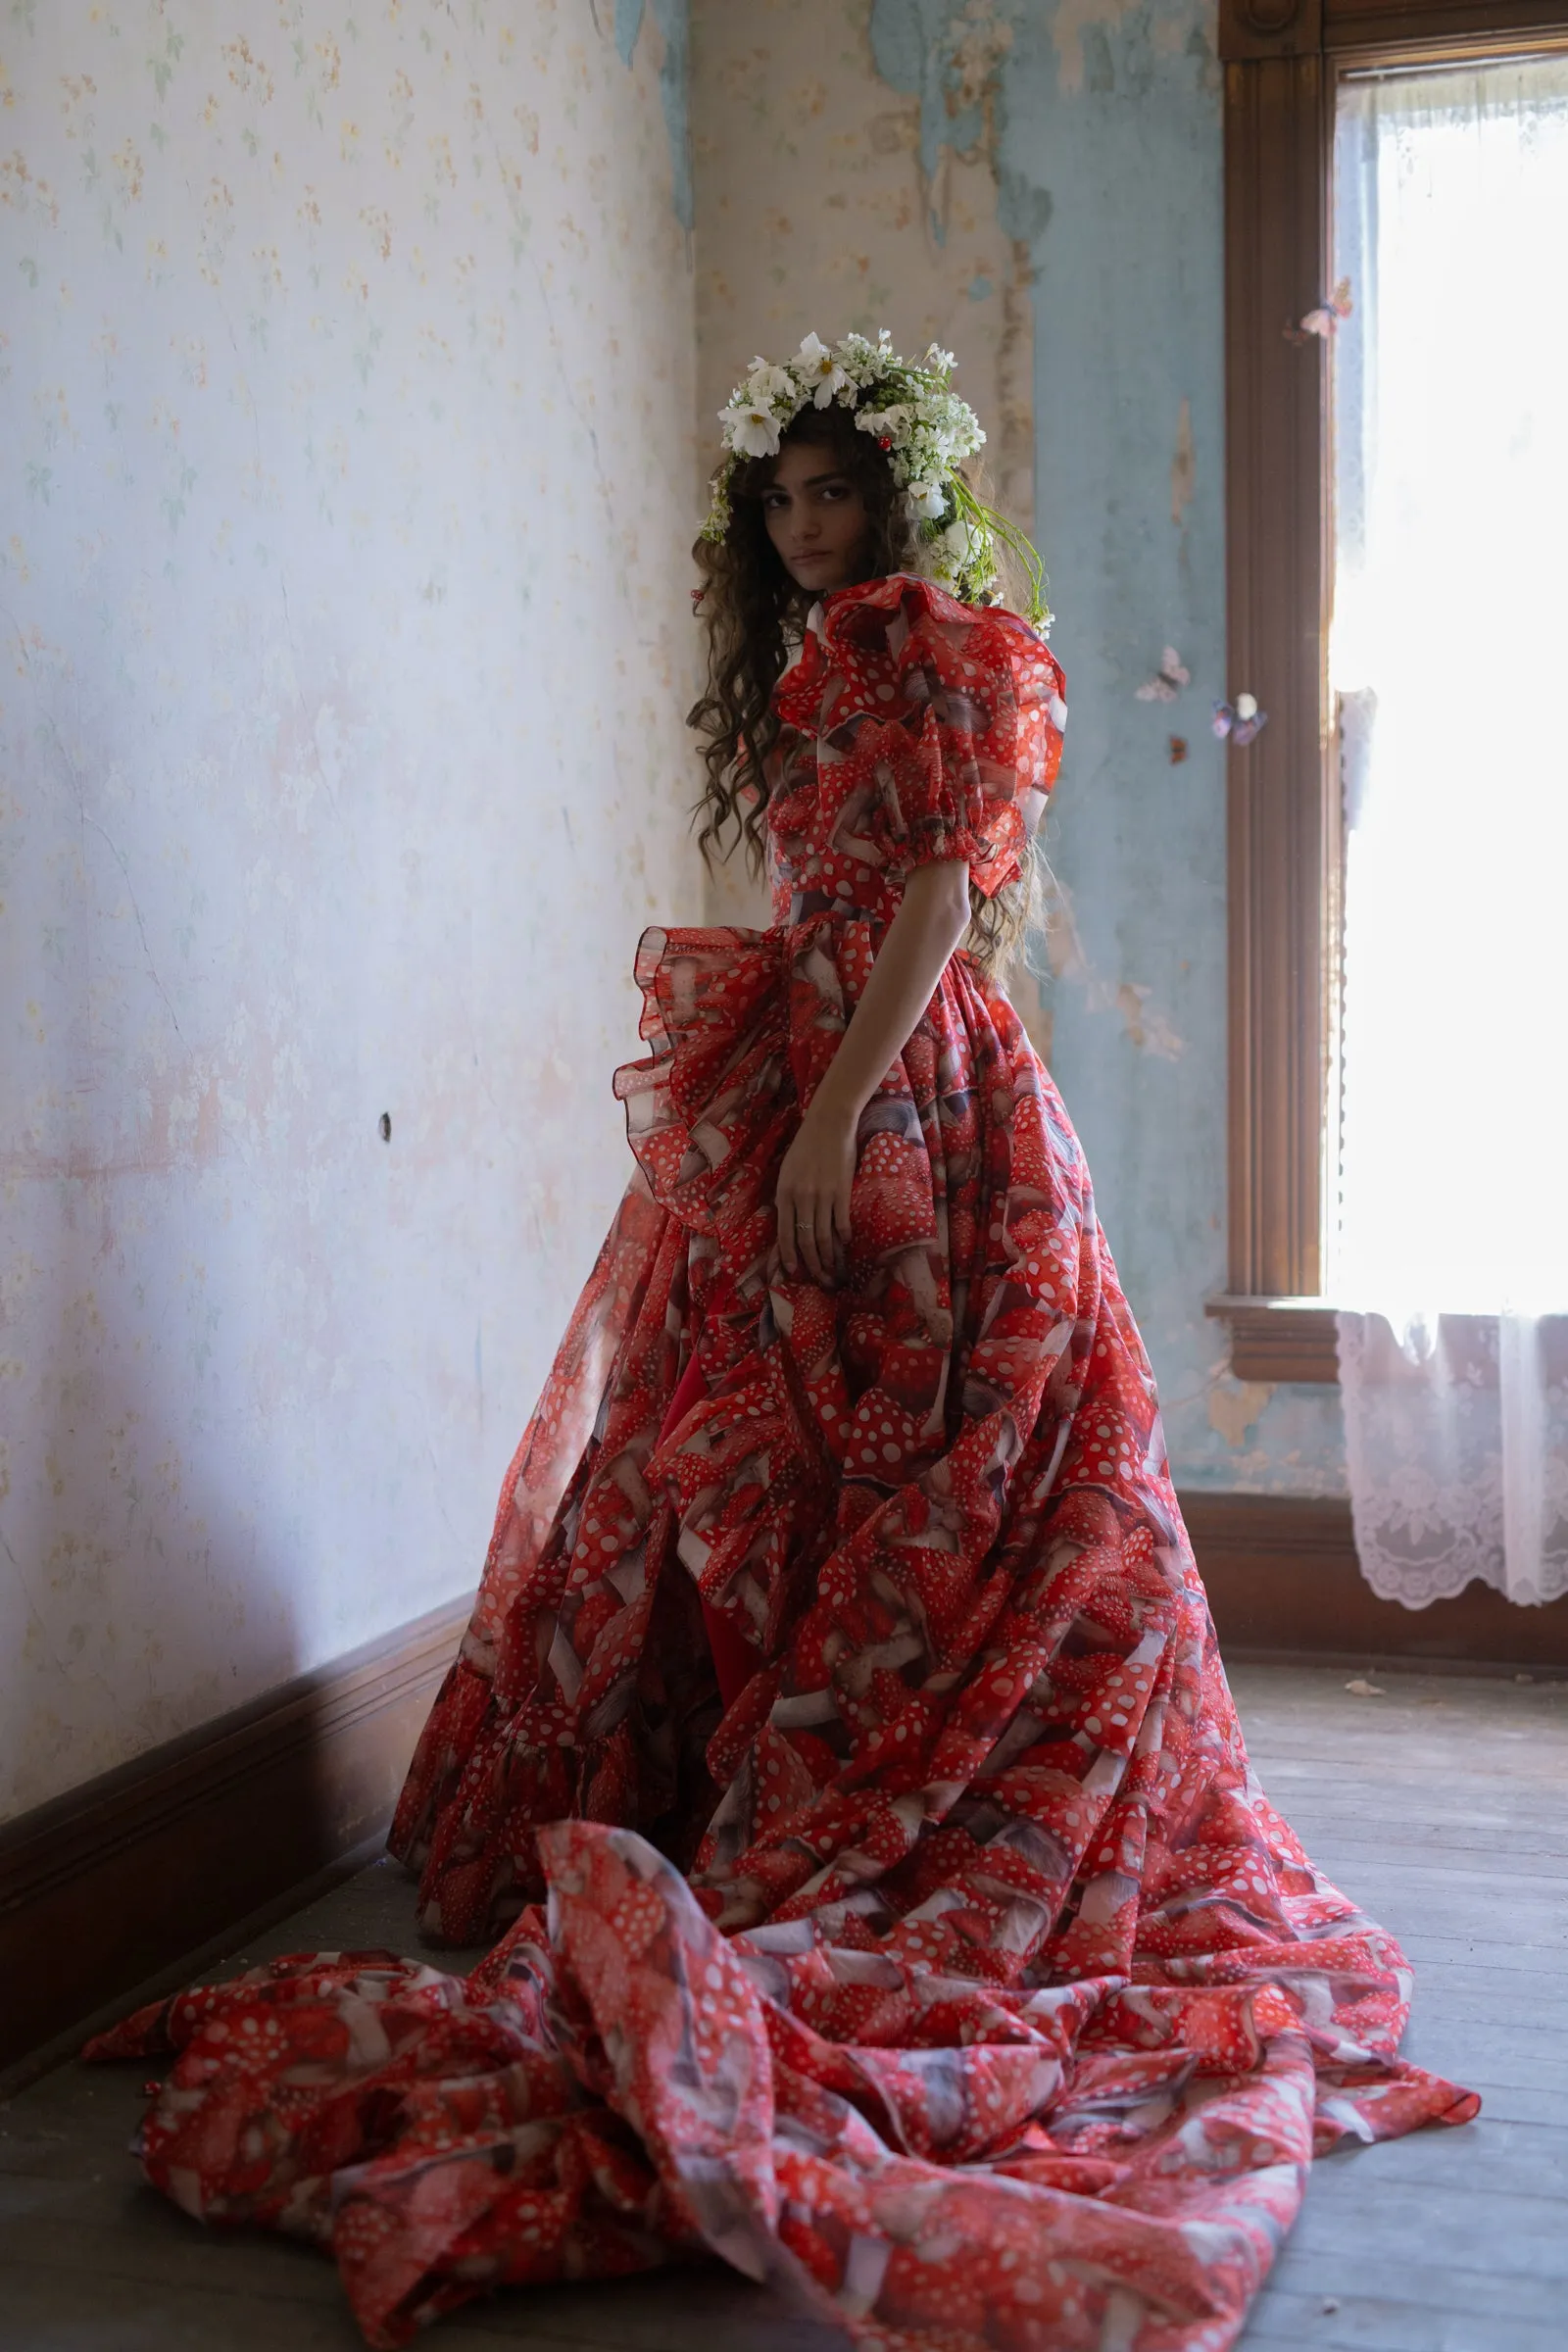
[348,914,1481,2352]
[84,1816,1481,2352]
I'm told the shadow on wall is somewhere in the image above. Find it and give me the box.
[1,0,702,1824]
[12,1138,305,1821]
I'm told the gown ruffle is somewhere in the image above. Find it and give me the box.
[87,573,1477,2350]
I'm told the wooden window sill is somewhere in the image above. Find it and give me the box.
[1205,1296,1341,1384]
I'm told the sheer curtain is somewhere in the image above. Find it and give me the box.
[1331,57,1568,1608]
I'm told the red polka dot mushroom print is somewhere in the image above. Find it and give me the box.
[86,574,1476,2347]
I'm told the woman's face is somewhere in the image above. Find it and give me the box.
[761,440,870,594]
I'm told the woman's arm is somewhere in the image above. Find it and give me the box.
[775,858,972,1285]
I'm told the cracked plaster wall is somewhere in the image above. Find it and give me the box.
[0,0,700,1821]
[690,0,1346,1495]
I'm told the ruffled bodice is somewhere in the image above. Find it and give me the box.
[765,571,1066,927]
[612,575,1067,1254]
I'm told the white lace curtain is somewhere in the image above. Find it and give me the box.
[1331,57,1568,1608]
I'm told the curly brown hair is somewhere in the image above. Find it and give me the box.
[685,405,1038,978]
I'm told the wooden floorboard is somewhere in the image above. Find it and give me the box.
[0,1662,1562,2350]
[0,2265,842,2350]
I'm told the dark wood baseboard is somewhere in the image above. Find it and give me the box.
[1182,1490,1568,1671]
[0,1596,470,2075]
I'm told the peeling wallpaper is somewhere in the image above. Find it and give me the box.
[616,0,693,229]
[694,0,1033,526]
[990,0,1345,1494]
[690,0,1346,1494]
[0,0,700,1820]
[692,0,1034,933]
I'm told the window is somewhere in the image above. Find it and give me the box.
[1214,0,1568,1379]
[1332,55,1568,1312]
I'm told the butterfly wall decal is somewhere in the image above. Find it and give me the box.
[1286,277,1352,344]
[1213,692,1267,747]
[1135,647,1191,703]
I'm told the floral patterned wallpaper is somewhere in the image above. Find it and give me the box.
[0,0,700,1819]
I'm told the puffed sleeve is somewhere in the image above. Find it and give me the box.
[818,574,1067,900]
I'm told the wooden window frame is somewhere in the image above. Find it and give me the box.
[1211,0,1568,1382]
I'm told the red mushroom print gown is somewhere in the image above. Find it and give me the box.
[88,574,1476,2349]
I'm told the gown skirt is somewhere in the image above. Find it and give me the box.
[85,576,1477,2350]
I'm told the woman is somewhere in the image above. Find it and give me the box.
[92,334,1475,2351]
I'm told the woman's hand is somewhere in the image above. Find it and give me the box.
[774,1096,858,1286]
[773,859,972,1289]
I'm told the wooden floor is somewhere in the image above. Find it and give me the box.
[1,1662,1564,2350]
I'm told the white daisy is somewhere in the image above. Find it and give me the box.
[745,359,796,408]
[719,401,783,459]
[793,331,852,409]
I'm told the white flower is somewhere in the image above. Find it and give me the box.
[856,403,913,446]
[745,359,796,407]
[907,478,949,520]
[793,330,852,409]
[927,512,997,599]
[835,331,881,385]
[719,401,783,459]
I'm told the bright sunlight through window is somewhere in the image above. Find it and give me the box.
[1330,56,1568,1314]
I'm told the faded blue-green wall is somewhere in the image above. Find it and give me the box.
[991,2,1344,1493]
[696,0,1346,1494]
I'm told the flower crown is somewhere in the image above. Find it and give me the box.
[701,329,1051,630]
